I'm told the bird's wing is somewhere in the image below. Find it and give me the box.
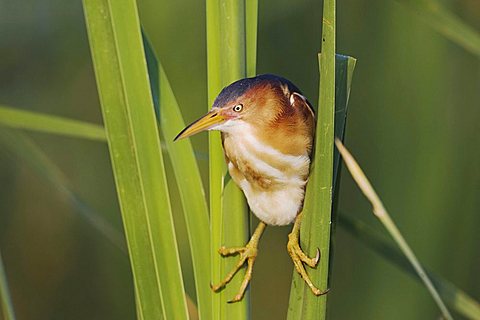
[289,92,315,119]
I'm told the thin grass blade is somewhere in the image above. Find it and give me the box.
[395,0,480,58]
[287,54,356,319]
[83,0,188,318]
[287,0,336,318]
[0,250,15,320]
[335,139,453,320]
[143,36,212,320]
[0,128,205,317]
[245,0,258,77]
[286,54,356,316]
[339,213,480,320]
[0,128,126,252]
[0,105,105,141]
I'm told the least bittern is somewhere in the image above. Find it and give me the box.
[175,74,327,302]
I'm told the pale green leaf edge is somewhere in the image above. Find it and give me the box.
[396,0,480,58]
[339,214,480,320]
[142,34,211,320]
[0,250,15,320]
[0,105,106,141]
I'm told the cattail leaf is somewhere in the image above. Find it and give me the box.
[143,35,212,320]
[83,0,188,318]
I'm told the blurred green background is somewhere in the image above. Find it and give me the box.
[1,0,479,319]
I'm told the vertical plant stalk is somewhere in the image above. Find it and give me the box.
[303,9,336,315]
[245,0,258,78]
[83,1,188,319]
[158,60,212,320]
[334,140,453,320]
[0,251,15,320]
[143,36,211,320]
[219,2,250,319]
[206,1,226,319]
[288,0,337,317]
[207,0,255,319]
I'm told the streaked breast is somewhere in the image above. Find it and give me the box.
[222,126,311,225]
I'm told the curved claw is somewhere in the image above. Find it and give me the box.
[287,212,328,296]
[312,287,330,296]
[210,282,223,292]
[288,245,325,295]
[287,236,319,268]
[211,222,266,303]
[313,247,321,265]
[227,295,243,304]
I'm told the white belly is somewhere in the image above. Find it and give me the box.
[222,125,310,226]
[230,161,306,225]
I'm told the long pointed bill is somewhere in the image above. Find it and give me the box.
[174,111,225,141]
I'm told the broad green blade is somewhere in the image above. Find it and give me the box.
[0,105,106,141]
[287,0,337,319]
[83,1,188,319]
[339,214,480,320]
[207,1,254,319]
[0,250,15,320]
[396,0,480,58]
[143,35,212,320]
[0,128,126,252]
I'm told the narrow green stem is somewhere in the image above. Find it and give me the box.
[295,0,336,318]
[0,251,15,320]
[339,213,480,320]
[207,0,253,319]
[287,1,340,317]
[335,139,453,320]
[206,0,226,318]
[396,0,480,57]
[0,105,106,142]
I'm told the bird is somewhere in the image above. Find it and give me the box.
[174,74,327,303]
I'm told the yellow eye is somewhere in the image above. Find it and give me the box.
[233,104,243,112]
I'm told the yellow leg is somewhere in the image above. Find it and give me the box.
[211,222,266,303]
[287,211,329,296]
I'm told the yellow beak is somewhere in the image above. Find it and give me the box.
[174,111,225,141]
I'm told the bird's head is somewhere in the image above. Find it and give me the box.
[174,74,314,142]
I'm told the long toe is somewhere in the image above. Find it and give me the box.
[287,232,326,296]
[287,235,320,268]
[218,246,246,256]
[211,242,258,299]
[211,250,248,292]
[211,222,266,303]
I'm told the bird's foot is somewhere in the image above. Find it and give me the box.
[210,222,266,303]
[287,213,329,296]
[210,243,257,303]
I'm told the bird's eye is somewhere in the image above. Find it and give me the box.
[233,104,243,112]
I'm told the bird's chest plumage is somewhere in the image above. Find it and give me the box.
[222,129,311,226]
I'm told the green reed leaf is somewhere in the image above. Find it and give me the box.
[83,1,188,318]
